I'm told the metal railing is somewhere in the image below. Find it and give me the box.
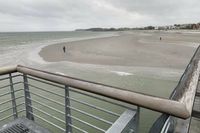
[0,46,200,133]
[0,67,139,133]
[149,46,200,133]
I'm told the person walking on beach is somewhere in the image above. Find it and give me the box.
[63,46,66,53]
[160,37,162,41]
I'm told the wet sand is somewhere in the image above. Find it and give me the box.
[39,31,200,133]
[39,31,200,69]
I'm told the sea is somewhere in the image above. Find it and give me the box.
[0,31,118,66]
[0,31,181,96]
[0,31,193,132]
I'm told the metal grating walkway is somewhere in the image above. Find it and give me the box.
[0,117,50,133]
[0,123,29,133]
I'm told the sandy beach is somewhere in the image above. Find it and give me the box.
[38,31,200,133]
[39,31,199,69]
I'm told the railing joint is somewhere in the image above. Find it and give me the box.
[23,73,34,121]
[9,73,18,119]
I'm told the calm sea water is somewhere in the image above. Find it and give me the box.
[0,31,182,132]
[0,31,117,66]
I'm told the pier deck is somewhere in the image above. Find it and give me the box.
[0,117,50,133]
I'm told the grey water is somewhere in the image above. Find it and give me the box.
[0,31,183,132]
[0,31,117,66]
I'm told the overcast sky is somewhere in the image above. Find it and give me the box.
[0,0,200,31]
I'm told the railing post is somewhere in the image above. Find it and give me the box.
[124,107,140,133]
[65,85,72,133]
[135,107,140,133]
[23,74,34,121]
[9,73,18,119]
[106,107,139,133]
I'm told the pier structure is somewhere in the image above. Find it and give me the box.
[0,47,200,133]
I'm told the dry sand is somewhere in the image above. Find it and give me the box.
[39,31,200,69]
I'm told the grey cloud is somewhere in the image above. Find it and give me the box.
[107,0,200,24]
[107,0,196,16]
[0,0,199,31]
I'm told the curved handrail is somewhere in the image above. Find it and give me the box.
[0,65,17,76]
[15,64,195,119]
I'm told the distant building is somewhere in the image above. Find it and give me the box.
[153,22,200,31]
[192,23,200,30]
[196,23,200,29]
[154,26,159,30]
[180,24,190,29]
[166,25,176,30]
[157,26,166,30]
[144,26,155,30]
[192,24,197,29]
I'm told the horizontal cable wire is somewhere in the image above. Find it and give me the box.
[0,95,26,106]
[27,98,101,133]
[0,114,14,122]
[0,76,9,81]
[27,76,64,90]
[26,91,110,131]
[69,123,88,133]
[27,104,65,124]
[0,89,23,98]
[0,107,14,114]
[27,76,132,110]
[0,74,21,81]
[69,96,120,117]
[69,87,133,110]
[0,99,12,106]
[26,83,65,98]
[27,98,65,115]
[0,102,25,114]
[70,115,106,132]
[27,93,112,125]
[0,82,22,90]
[28,90,112,125]
[26,83,119,117]
[15,95,25,100]
[29,111,65,132]
[28,91,65,107]
[0,91,12,97]
[69,106,113,125]
[0,109,25,122]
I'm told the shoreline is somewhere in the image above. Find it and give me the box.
[39,31,199,69]
[31,31,120,65]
